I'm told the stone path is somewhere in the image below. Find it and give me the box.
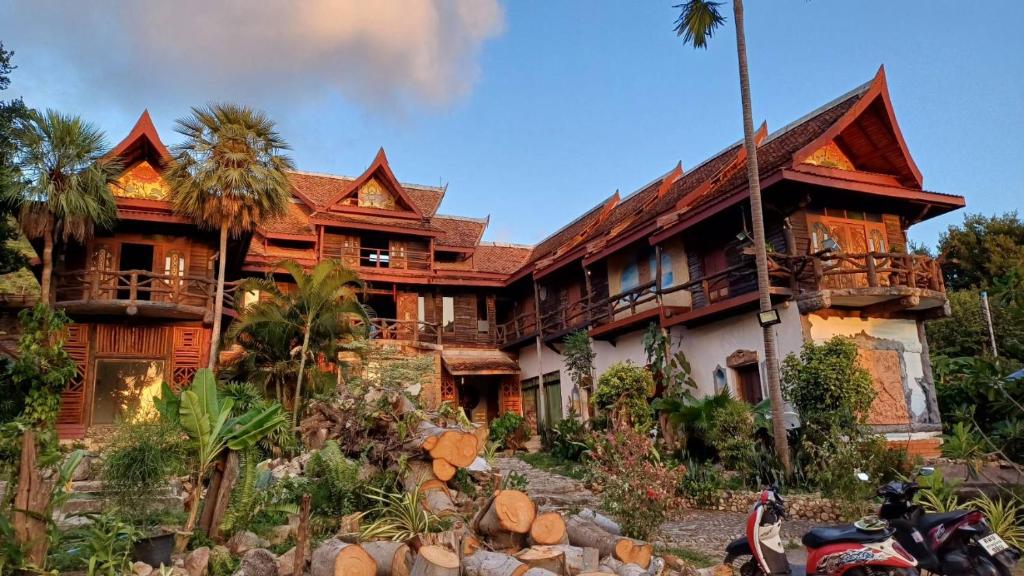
[495,457,819,563]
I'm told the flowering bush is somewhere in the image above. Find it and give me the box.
[588,427,685,540]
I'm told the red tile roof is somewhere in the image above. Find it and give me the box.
[287,170,445,216]
[261,202,314,237]
[434,215,488,249]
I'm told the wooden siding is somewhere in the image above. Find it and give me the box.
[883,214,906,253]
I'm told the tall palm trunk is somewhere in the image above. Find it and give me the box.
[39,218,54,305]
[292,326,312,428]
[208,223,229,370]
[731,0,792,475]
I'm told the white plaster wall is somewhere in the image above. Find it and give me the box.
[674,302,804,399]
[806,315,928,420]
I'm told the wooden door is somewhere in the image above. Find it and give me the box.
[389,239,408,270]
[735,363,763,404]
[703,248,730,302]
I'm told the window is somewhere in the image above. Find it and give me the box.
[661,251,674,287]
[476,295,489,333]
[243,290,261,308]
[164,250,186,291]
[811,223,833,252]
[417,296,426,323]
[91,245,114,271]
[621,261,639,291]
[92,359,165,424]
[713,366,728,394]
[442,296,455,332]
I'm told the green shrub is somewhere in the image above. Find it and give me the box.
[489,412,531,451]
[593,362,655,433]
[100,418,188,534]
[941,422,988,477]
[704,398,756,472]
[544,415,592,462]
[678,461,724,507]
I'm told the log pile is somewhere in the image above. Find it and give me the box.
[301,403,676,576]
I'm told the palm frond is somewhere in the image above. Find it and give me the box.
[674,0,726,49]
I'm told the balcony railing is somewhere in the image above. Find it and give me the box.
[52,269,242,318]
[494,250,945,346]
[353,317,442,344]
[340,246,431,271]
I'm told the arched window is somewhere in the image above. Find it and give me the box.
[713,366,728,394]
[661,250,674,287]
[90,245,115,298]
[164,250,186,296]
[811,223,834,252]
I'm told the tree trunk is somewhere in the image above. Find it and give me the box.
[361,541,411,576]
[731,0,792,476]
[311,538,375,576]
[208,222,229,370]
[13,430,53,568]
[294,494,312,576]
[411,546,460,576]
[529,512,568,546]
[478,490,536,535]
[208,450,240,542]
[39,218,54,304]
[462,551,526,576]
[293,324,312,429]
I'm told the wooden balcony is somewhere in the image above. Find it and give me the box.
[356,317,443,345]
[783,251,947,314]
[341,246,431,271]
[54,269,235,321]
[496,311,538,348]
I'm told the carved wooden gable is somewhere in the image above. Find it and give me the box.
[357,177,396,210]
[113,160,171,201]
[803,141,855,171]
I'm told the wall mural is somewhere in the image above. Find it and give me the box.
[112,160,171,200]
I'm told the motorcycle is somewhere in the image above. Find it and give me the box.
[723,485,919,575]
[873,467,1021,576]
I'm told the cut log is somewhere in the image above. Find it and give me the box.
[410,545,459,576]
[432,458,457,482]
[418,479,456,515]
[310,538,375,576]
[422,436,439,451]
[463,551,528,576]
[574,509,622,536]
[541,545,600,576]
[472,425,490,453]
[529,512,568,545]
[599,558,646,576]
[564,518,651,569]
[428,430,479,468]
[461,534,482,558]
[523,570,559,576]
[577,573,616,576]
[515,546,565,574]
[404,460,440,487]
[362,541,411,576]
[479,490,537,535]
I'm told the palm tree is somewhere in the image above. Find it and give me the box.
[228,259,368,427]
[675,0,793,475]
[4,109,119,303]
[164,104,294,370]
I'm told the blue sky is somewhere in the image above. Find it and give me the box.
[1,1,1021,248]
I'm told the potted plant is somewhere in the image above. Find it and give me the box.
[99,416,187,568]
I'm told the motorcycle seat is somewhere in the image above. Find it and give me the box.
[917,510,970,533]
[802,525,894,549]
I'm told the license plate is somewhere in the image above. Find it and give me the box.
[979,533,1010,556]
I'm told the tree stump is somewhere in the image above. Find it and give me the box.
[462,551,528,576]
[410,545,460,576]
[529,512,568,545]
[362,541,412,576]
[479,490,536,535]
[311,538,375,576]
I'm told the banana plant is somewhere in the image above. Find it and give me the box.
[155,368,285,534]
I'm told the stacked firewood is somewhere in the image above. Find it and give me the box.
[306,415,667,576]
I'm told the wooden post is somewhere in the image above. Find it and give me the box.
[90,268,99,300]
[812,256,824,288]
[13,430,52,567]
[129,272,138,303]
[866,252,878,287]
[532,278,548,430]
[654,245,664,306]
[294,494,311,575]
[582,262,593,323]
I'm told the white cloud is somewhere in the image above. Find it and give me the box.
[1,0,504,111]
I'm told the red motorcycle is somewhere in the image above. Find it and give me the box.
[723,486,919,575]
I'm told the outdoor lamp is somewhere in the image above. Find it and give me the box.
[757,308,781,327]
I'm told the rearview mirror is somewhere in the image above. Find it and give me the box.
[855,471,870,482]
[918,466,935,477]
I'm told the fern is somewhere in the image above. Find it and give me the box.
[220,448,298,536]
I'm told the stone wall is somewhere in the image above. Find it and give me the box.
[684,490,871,523]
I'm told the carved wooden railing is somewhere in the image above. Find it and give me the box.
[495,311,538,346]
[340,246,432,271]
[351,317,442,344]
[539,298,593,335]
[797,251,945,292]
[589,280,659,326]
[55,269,219,311]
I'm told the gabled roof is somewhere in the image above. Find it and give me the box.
[107,110,172,168]
[317,148,423,219]
[434,214,489,250]
[260,202,315,238]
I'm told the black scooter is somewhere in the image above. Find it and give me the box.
[867,467,1020,576]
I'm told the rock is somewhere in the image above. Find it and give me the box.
[71,454,99,482]
[132,561,154,576]
[227,531,270,556]
[267,525,293,546]
[275,547,296,576]
[185,546,211,576]
[233,548,278,576]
